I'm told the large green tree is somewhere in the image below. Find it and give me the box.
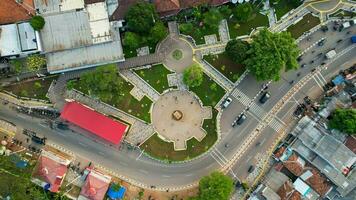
[76,65,124,103]
[191,171,234,200]
[125,1,158,35]
[233,3,255,23]
[30,16,45,30]
[203,8,223,31]
[329,109,356,135]
[149,21,168,44]
[123,32,141,49]
[183,63,203,88]
[244,28,300,81]
[225,39,250,64]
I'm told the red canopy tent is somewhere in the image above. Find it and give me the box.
[60,101,128,144]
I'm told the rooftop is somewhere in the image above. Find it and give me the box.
[277,181,301,200]
[34,0,84,14]
[0,0,34,25]
[79,168,111,200]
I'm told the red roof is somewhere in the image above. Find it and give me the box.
[33,154,69,193]
[0,0,34,25]
[60,102,128,144]
[80,169,111,200]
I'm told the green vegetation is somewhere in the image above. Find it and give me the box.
[271,0,302,20]
[190,73,225,106]
[228,12,269,39]
[26,55,46,71]
[202,8,224,32]
[204,53,245,82]
[172,49,183,60]
[135,64,173,94]
[287,13,320,39]
[328,109,356,135]
[30,15,45,30]
[3,76,58,100]
[190,171,234,200]
[183,63,204,88]
[245,28,300,81]
[142,110,218,161]
[123,2,168,58]
[233,3,255,23]
[225,39,249,64]
[330,9,356,18]
[9,59,25,74]
[69,64,152,122]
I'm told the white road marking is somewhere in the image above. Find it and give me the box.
[78,142,87,147]
[162,175,171,178]
[139,169,148,174]
[312,76,324,89]
[98,151,105,156]
[317,72,327,84]
[246,156,253,162]
[185,174,193,177]
[260,138,266,145]
[136,150,144,160]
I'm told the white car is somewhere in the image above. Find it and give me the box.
[222,97,232,109]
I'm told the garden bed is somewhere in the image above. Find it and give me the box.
[204,53,246,82]
[134,64,173,94]
[3,75,58,100]
[179,23,219,45]
[272,0,302,20]
[329,9,355,18]
[228,12,269,38]
[287,13,320,39]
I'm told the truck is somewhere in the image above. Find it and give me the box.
[340,22,351,31]
[325,50,336,59]
[352,36,356,44]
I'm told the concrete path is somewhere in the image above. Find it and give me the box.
[218,19,230,43]
[119,69,160,101]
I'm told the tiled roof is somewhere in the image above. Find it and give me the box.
[277,181,301,200]
[274,146,286,159]
[0,0,34,25]
[283,154,304,176]
[155,0,180,13]
[305,168,332,196]
[344,136,356,153]
[33,154,69,192]
[110,0,140,21]
[80,169,111,200]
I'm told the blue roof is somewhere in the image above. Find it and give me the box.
[332,75,345,85]
[107,186,126,199]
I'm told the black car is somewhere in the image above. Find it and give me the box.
[259,92,271,104]
[248,165,255,173]
[232,114,247,127]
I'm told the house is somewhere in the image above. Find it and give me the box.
[78,168,112,200]
[34,0,124,73]
[290,116,356,197]
[32,150,71,193]
[0,0,35,25]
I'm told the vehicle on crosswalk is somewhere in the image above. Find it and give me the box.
[248,165,255,173]
[232,113,246,127]
[222,97,232,109]
[259,92,270,104]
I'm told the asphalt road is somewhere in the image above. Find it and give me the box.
[0,21,355,189]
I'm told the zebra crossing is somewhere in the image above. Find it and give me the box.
[231,88,284,132]
[210,148,238,179]
[312,71,328,89]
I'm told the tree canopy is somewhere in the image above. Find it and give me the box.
[183,63,204,88]
[30,16,45,30]
[74,65,124,103]
[203,8,223,31]
[149,21,168,44]
[225,39,250,64]
[191,171,234,200]
[328,109,356,135]
[125,2,158,35]
[233,3,255,23]
[123,32,141,49]
[244,28,300,81]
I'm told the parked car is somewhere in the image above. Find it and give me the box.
[248,165,255,173]
[222,97,232,109]
[259,92,271,104]
[232,114,247,127]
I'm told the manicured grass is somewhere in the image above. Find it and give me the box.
[135,64,173,94]
[142,109,218,161]
[189,73,226,107]
[204,53,246,82]
[330,9,355,18]
[172,49,183,60]
[272,0,302,20]
[228,12,269,38]
[3,75,58,100]
[179,23,219,45]
[72,76,152,123]
[287,13,320,39]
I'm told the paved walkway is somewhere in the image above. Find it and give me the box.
[65,89,155,145]
[119,69,160,101]
[168,21,179,36]
[263,0,277,26]
[218,19,230,43]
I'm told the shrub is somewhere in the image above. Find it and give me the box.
[30,16,45,30]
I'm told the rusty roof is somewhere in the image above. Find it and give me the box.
[277,181,301,200]
[305,168,332,196]
[283,154,304,176]
[0,0,34,25]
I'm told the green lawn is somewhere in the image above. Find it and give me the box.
[3,75,58,100]
[272,0,302,20]
[189,73,226,107]
[179,23,219,45]
[134,64,173,94]
[204,53,246,82]
[228,12,269,39]
[287,13,320,39]
[142,109,218,161]
[330,9,355,18]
